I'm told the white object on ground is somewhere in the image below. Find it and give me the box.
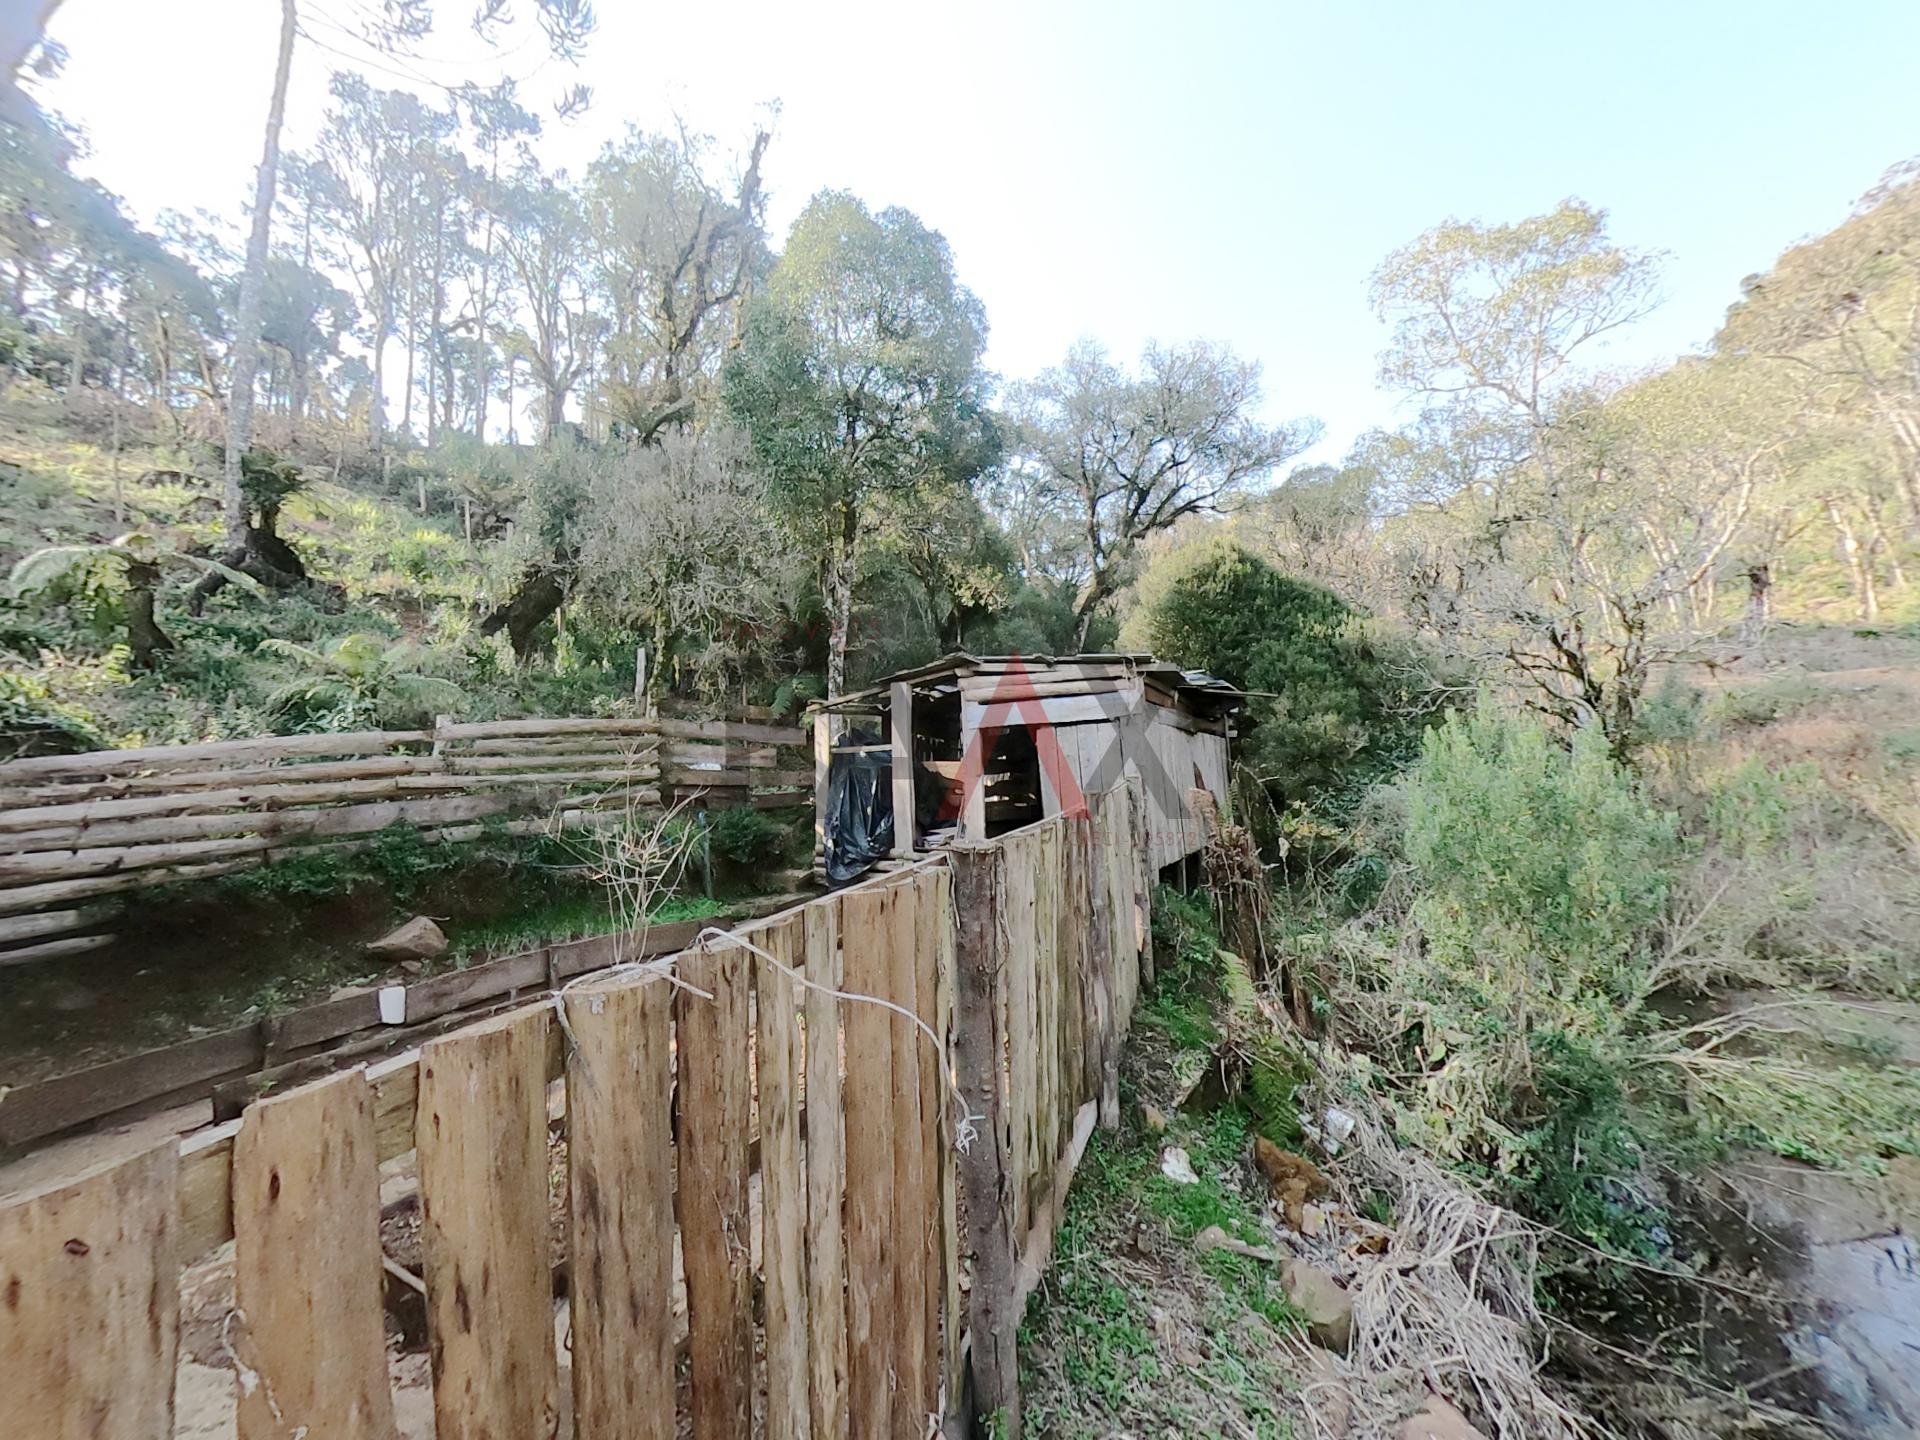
[379,985,408,1025]
[1160,1146,1199,1185]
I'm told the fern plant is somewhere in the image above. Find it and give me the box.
[10,531,260,670]
[260,632,465,731]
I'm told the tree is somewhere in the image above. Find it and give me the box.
[723,191,997,695]
[11,533,259,669]
[1369,201,1707,747]
[1121,533,1415,804]
[222,0,297,555]
[317,76,453,451]
[1012,339,1318,648]
[575,426,795,702]
[587,123,770,441]
[497,169,599,435]
[1719,159,1920,531]
[454,82,539,439]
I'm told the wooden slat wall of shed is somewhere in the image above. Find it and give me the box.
[0,1141,180,1440]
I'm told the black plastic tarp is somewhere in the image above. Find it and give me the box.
[822,728,894,885]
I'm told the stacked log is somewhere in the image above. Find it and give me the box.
[0,713,807,963]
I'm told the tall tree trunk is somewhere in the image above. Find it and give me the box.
[1826,497,1879,621]
[369,291,388,451]
[825,504,859,697]
[1743,562,1772,655]
[123,558,173,671]
[222,0,297,552]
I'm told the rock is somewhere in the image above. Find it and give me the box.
[1395,1393,1488,1440]
[1141,1103,1167,1134]
[1256,1136,1332,1229]
[1280,1258,1353,1354]
[1160,1147,1200,1185]
[367,916,447,962]
[1193,1224,1279,1265]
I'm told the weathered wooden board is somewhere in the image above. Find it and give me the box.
[961,690,1141,732]
[415,1005,559,1440]
[838,885,895,1439]
[675,938,754,1440]
[887,875,930,1435]
[1002,832,1039,1236]
[930,863,964,1410]
[910,870,947,1414]
[232,1069,394,1440]
[802,900,848,1440]
[754,911,810,1440]
[0,1140,180,1440]
[564,972,676,1440]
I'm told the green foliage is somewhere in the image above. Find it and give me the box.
[1125,534,1421,805]
[1407,699,1678,977]
[0,666,108,757]
[261,631,466,731]
[705,807,789,869]
[217,822,475,904]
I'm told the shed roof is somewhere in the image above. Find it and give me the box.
[809,652,1245,714]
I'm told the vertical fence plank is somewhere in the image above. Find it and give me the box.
[756,912,810,1440]
[839,885,895,1438]
[564,972,675,1440]
[912,871,945,1413]
[1002,834,1038,1236]
[1087,796,1120,1128]
[1057,816,1091,1125]
[931,863,964,1413]
[803,901,848,1440]
[232,1069,393,1440]
[676,938,755,1440]
[950,843,1022,1439]
[888,876,930,1437]
[416,1004,558,1440]
[1,1140,179,1440]
[1031,827,1058,1192]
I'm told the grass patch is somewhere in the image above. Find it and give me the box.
[1019,885,1306,1437]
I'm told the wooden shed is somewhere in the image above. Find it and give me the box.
[809,653,1243,883]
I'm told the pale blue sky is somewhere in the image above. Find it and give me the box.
[38,0,1920,460]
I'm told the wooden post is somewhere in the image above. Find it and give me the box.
[633,646,647,707]
[812,710,835,880]
[1127,774,1154,986]
[950,843,1021,1438]
[956,707,987,843]
[890,680,916,857]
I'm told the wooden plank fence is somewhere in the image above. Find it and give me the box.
[0,782,1150,1440]
[0,713,809,963]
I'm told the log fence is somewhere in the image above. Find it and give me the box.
[0,713,810,963]
[0,782,1151,1439]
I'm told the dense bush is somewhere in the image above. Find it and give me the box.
[1122,535,1420,807]
[706,806,791,870]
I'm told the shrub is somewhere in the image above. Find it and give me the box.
[1407,699,1678,980]
[1122,535,1421,807]
[706,806,790,870]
